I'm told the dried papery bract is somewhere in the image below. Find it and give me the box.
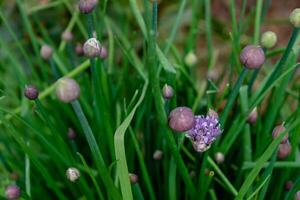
[56,78,80,103]
[66,167,80,182]
[78,0,98,14]
[162,84,174,100]
[40,44,53,60]
[240,45,265,69]
[261,31,277,49]
[83,38,101,58]
[289,8,300,28]
[168,107,195,132]
[5,185,20,200]
[24,85,39,100]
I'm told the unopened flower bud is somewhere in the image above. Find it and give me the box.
[214,152,225,164]
[24,85,39,100]
[61,30,73,42]
[153,150,163,160]
[75,43,84,56]
[295,191,300,200]
[285,181,293,191]
[168,107,195,132]
[207,108,219,119]
[184,52,198,67]
[189,171,196,178]
[78,0,98,14]
[277,142,291,159]
[289,8,300,28]
[129,173,138,184]
[68,128,76,140]
[240,45,265,69]
[56,78,80,103]
[99,46,108,59]
[5,185,20,200]
[162,84,174,100]
[83,38,101,58]
[66,167,80,182]
[40,44,53,60]
[261,31,277,49]
[247,107,258,124]
[272,124,288,144]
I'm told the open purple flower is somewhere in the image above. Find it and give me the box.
[186,115,222,152]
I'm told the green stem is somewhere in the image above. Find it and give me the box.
[253,0,263,44]
[220,68,248,126]
[50,58,60,80]
[71,100,121,200]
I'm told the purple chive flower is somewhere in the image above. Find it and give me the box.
[5,185,20,200]
[187,115,222,152]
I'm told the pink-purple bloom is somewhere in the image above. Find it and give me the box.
[186,115,222,152]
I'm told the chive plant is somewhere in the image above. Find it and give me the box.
[0,1,300,200]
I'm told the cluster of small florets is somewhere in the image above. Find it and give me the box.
[186,115,222,152]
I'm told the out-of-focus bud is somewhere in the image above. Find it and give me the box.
[285,181,293,191]
[295,190,300,200]
[247,107,258,124]
[261,31,277,49]
[66,167,80,182]
[68,128,76,140]
[153,150,163,160]
[184,52,198,67]
[83,38,101,58]
[162,84,174,100]
[40,44,53,60]
[78,0,98,14]
[5,185,20,200]
[129,173,138,184]
[272,124,289,144]
[277,141,292,159]
[240,45,265,69]
[56,78,80,103]
[61,30,73,42]
[75,43,84,56]
[289,8,300,28]
[99,46,108,59]
[214,152,225,164]
[24,85,39,100]
[168,107,195,132]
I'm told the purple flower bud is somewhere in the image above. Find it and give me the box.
[187,115,222,152]
[56,78,80,103]
[162,84,174,100]
[272,124,288,144]
[247,107,258,124]
[277,141,291,159]
[78,0,98,14]
[153,150,163,160]
[240,45,265,69]
[99,46,108,59]
[68,128,76,140]
[61,30,73,42]
[66,167,80,182]
[24,85,39,100]
[295,191,300,200]
[285,181,293,191]
[5,185,20,200]
[168,107,195,132]
[40,44,53,60]
[75,43,84,56]
[129,173,138,184]
[83,38,101,58]
[214,152,225,164]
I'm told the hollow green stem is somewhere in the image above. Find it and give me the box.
[220,68,248,126]
[50,58,60,80]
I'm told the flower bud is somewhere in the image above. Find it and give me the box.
[207,108,219,119]
[261,31,277,49]
[68,128,76,140]
[153,150,163,160]
[289,8,300,28]
[56,78,80,103]
[277,142,291,159]
[61,30,73,42]
[24,85,39,100]
[189,170,196,178]
[5,185,20,200]
[40,44,53,60]
[272,124,288,144]
[214,152,225,164]
[240,45,265,69]
[99,46,108,59]
[83,38,101,58]
[168,107,195,132]
[162,84,174,100]
[75,43,84,56]
[247,107,258,124]
[78,0,98,14]
[129,173,138,184]
[66,167,80,182]
[295,191,300,200]
[285,181,293,191]
[184,51,198,67]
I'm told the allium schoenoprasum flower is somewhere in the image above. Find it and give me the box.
[187,115,222,152]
